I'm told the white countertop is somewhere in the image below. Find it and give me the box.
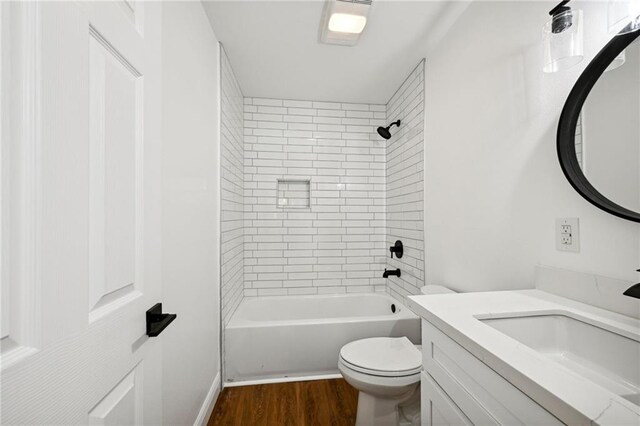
[408,289,640,425]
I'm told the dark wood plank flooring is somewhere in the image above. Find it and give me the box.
[207,379,359,426]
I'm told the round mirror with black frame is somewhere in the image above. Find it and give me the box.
[558,25,640,222]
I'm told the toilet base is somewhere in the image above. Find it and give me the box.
[398,389,421,426]
[355,386,420,426]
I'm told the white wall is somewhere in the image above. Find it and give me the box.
[423,1,640,293]
[161,2,221,424]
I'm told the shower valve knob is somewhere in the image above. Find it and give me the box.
[390,240,403,259]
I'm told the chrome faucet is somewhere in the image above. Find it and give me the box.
[383,269,401,278]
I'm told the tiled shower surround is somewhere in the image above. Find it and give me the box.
[386,61,425,302]
[220,49,244,325]
[220,60,425,310]
[243,98,388,295]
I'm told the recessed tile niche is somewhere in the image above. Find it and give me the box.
[277,179,311,209]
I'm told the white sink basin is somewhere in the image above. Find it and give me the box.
[480,313,640,406]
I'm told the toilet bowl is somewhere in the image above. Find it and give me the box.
[339,337,421,426]
[339,285,455,426]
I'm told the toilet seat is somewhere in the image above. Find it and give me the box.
[339,357,422,378]
[339,337,421,378]
[338,357,421,390]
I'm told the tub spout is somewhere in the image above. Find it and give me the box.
[383,269,401,278]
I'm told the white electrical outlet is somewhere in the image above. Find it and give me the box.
[556,218,580,253]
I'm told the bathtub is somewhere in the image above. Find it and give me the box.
[224,292,420,383]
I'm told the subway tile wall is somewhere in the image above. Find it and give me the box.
[243,98,389,296]
[385,61,425,302]
[219,58,425,310]
[220,49,244,324]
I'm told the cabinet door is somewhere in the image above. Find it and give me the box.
[422,320,564,426]
[422,372,473,426]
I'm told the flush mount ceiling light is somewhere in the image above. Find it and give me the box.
[320,0,371,46]
[328,13,367,34]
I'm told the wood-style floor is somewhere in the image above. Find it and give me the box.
[207,379,359,426]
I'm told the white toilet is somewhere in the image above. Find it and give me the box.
[338,285,455,426]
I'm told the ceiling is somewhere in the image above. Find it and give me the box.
[203,1,463,104]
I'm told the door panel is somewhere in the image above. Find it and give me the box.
[1,2,163,424]
[88,25,143,319]
[89,363,143,426]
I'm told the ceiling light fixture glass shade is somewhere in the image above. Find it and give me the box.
[328,13,367,34]
[608,0,640,35]
[543,9,584,73]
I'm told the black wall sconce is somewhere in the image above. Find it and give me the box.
[543,0,584,73]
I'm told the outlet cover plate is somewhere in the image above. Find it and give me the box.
[556,217,580,253]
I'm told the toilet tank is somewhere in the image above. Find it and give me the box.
[420,285,455,295]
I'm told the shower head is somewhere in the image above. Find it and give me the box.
[376,120,401,140]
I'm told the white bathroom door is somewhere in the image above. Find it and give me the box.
[1,1,165,424]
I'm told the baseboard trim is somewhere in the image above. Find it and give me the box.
[224,373,342,387]
[194,371,221,426]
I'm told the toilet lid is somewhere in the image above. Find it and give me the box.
[339,337,421,377]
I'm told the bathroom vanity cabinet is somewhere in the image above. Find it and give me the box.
[410,290,640,426]
[420,319,562,425]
